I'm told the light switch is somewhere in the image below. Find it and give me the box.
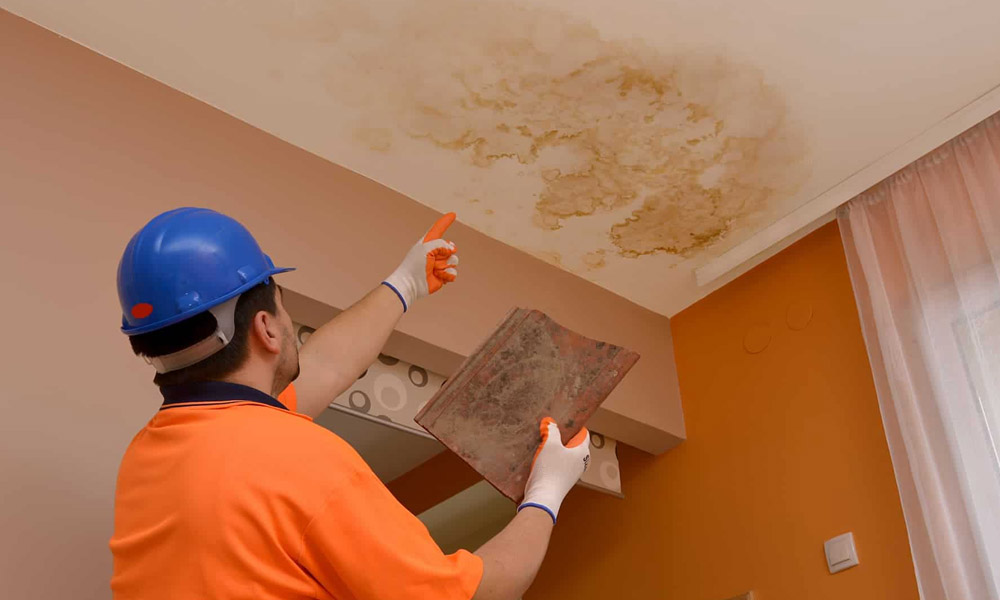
[824,532,859,574]
[828,539,851,564]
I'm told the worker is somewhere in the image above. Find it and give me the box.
[110,207,590,600]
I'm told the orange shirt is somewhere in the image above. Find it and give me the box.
[110,381,482,599]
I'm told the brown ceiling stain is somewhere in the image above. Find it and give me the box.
[259,0,807,259]
[353,127,393,152]
[582,249,607,270]
[397,41,808,257]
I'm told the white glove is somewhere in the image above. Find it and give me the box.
[518,417,591,524]
[382,213,459,312]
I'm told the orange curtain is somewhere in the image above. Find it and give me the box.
[839,113,1000,600]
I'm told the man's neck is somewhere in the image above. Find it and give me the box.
[220,368,277,397]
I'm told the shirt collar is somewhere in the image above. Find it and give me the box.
[159,381,288,412]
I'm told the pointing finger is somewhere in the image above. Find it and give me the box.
[423,212,457,242]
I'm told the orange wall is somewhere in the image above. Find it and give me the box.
[528,222,919,599]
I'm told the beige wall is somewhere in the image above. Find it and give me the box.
[1,12,683,598]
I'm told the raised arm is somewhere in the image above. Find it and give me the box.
[292,213,459,418]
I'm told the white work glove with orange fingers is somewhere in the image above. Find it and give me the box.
[518,417,591,524]
[382,212,459,312]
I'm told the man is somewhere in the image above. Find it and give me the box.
[110,207,590,599]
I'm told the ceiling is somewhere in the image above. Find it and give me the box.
[7,0,1000,315]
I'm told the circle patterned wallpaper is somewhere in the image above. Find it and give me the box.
[295,322,622,496]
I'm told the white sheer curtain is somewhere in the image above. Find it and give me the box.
[839,113,1000,600]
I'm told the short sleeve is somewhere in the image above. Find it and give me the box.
[296,444,483,600]
[277,383,298,414]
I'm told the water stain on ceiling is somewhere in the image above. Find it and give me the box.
[262,0,808,265]
[12,0,999,315]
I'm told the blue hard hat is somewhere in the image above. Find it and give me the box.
[117,207,295,335]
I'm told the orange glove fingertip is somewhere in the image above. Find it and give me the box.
[531,417,557,469]
[423,213,457,242]
[566,427,589,449]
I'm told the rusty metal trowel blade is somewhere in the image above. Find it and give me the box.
[415,308,640,504]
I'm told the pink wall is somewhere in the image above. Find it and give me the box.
[1,11,683,598]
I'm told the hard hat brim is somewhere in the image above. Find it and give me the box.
[121,266,295,336]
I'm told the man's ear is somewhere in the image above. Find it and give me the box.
[250,310,283,356]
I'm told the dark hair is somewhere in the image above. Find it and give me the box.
[129,282,279,387]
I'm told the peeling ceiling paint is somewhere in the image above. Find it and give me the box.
[8,0,1000,314]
